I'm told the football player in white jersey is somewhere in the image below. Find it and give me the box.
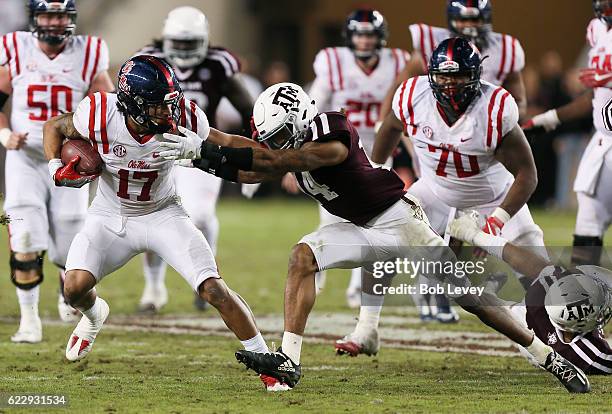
[135,6,255,313]
[307,9,410,307]
[380,0,527,121]
[336,38,547,357]
[375,0,529,322]
[42,55,287,391]
[0,0,114,343]
[523,0,612,269]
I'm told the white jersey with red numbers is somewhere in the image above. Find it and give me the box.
[72,92,210,216]
[586,18,612,138]
[392,76,518,208]
[0,31,109,160]
[408,24,524,85]
[310,46,410,156]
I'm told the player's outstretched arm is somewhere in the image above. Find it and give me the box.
[378,56,425,121]
[494,125,538,217]
[502,71,527,122]
[450,213,550,279]
[247,141,348,174]
[371,110,404,164]
[522,89,593,133]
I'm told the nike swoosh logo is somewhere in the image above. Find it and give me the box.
[460,137,472,142]
[62,68,72,73]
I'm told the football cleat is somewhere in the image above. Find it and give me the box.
[138,284,168,314]
[11,317,42,344]
[345,287,361,309]
[435,308,460,324]
[65,298,109,362]
[542,351,590,393]
[58,292,80,322]
[260,374,291,392]
[235,348,302,388]
[335,329,380,357]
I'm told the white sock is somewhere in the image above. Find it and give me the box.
[355,293,384,334]
[16,287,39,321]
[241,332,269,353]
[348,268,362,291]
[143,253,167,289]
[526,334,553,365]
[82,297,106,324]
[281,332,302,364]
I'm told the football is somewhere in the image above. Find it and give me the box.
[61,139,103,175]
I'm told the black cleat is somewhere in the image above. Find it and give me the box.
[542,351,590,393]
[235,348,301,388]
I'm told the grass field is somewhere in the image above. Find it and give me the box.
[0,198,611,413]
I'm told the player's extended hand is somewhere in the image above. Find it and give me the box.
[521,109,560,133]
[0,130,28,150]
[159,126,204,160]
[449,211,482,245]
[474,208,510,258]
[49,156,98,188]
[578,67,612,88]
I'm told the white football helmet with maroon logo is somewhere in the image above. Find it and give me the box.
[253,82,318,150]
[162,6,209,68]
[545,266,612,334]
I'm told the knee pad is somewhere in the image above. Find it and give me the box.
[571,235,603,266]
[10,251,45,290]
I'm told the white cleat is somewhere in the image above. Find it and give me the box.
[335,328,380,357]
[137,284,168,314]
[58,292,79,322]
[11,317,42,344]
[346,287,362,309]
[65,298,109,362]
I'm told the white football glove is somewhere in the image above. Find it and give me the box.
[523,109,560,132]
[159,126,203,160]
[449,211,482,245]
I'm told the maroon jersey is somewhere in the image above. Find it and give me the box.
[525,266,612,375]
[137,42,240,128]
[294,112,405,225]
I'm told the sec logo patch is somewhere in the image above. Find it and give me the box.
[113,144,127,157]
[422,126,433,139]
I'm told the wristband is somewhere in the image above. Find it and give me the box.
[48,158,63,179]
[0,128,11,147]
[491,207,511,224]
[219,146,254,171]
[194,158,239,182]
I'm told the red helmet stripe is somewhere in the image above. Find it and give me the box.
[446,37,457,62]
[140,55,175,93]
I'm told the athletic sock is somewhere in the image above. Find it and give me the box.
[526,334,553,365]
[281,332,303,365]
[143,253,167,290]
[347,268,362,292]
[241,332,269,353]
[16,286,40,321]
[82,297,107,325]
[355,293,384,335]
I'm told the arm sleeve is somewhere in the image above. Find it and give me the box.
[391,82,406,128]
